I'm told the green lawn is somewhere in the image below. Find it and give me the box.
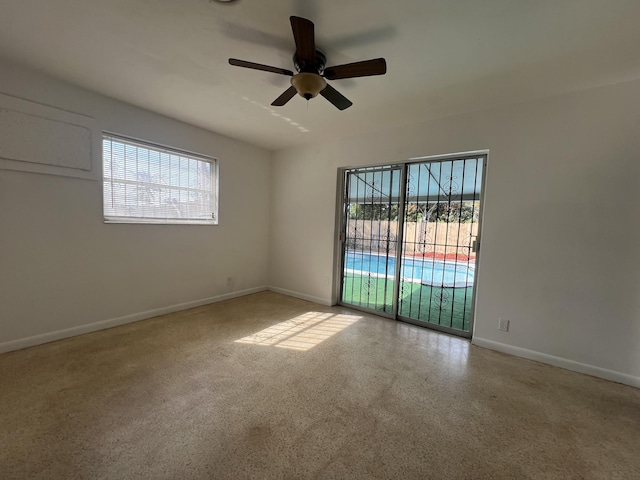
[342,273,473,332]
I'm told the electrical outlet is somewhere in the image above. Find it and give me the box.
[226,276,233,287]
[498,318,510,332]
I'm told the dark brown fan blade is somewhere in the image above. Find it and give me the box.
[229,58,293,76]
[323,58,387,80]
[271,86,298,106]
[320,84,352,110]
[290,16,316,66]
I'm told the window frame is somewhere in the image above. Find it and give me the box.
[102,132,219,225]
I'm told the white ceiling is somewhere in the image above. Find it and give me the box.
[1,0,639,151]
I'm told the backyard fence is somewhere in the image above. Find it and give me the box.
[345,220,478,260]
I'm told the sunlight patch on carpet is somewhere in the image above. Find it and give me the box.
[235,311,361,351]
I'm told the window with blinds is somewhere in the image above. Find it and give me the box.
[102,133,218,224]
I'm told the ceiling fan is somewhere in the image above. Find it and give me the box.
[229,16,387,110]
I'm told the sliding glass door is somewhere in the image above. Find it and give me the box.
[340,165,403,315]
[339,155,485,337]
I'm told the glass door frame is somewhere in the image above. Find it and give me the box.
[333,151,488,339]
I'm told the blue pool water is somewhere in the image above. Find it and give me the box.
[344,251,474,288]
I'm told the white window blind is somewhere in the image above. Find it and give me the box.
[103,133,218,224]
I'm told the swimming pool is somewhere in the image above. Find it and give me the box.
[344,251,475,288]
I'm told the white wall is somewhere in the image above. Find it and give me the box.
[2,58,638,388]
[0,60,271,351]
[269,79,640,387]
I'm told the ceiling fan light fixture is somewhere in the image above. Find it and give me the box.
[291,73,327,100]
[228,16,386,109]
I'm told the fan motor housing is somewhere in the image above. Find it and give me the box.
[293,49,326,74]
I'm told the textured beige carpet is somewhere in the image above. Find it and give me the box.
[1,291,639,479]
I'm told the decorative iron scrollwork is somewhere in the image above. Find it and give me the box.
[432,287,450,309]
[406,173,416,201]
[378,232,397,252]
[418,225,434,254]
[442,175,460,199]
[400,279,410,298]
[366,179,383,203]
[363,274,374,296]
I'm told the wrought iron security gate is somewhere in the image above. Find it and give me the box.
[340,165,403,314]
[339,155,485,337]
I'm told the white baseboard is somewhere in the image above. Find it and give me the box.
[0,286,268,354]
[472,337,640,389]
[267,286,332,306]
[8,292,636,391]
